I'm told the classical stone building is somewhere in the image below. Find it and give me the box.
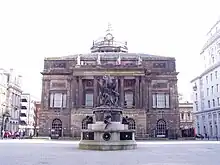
[39,26,179,139]
[179,102,194,137]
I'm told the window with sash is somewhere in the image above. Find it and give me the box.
[124,91,134,108]
[152,93,170,108]
[84,92,93,107]
[50,93,67,108]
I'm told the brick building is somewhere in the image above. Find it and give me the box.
[39,26,179,139]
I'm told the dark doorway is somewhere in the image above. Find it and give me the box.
[51,119,62,137]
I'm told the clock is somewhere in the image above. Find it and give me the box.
[106,33,113,40]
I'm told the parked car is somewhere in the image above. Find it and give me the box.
[195,134,204,139]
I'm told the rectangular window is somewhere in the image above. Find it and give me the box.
[218,97,220,106]
[213,99,215,107]
[211,86,214,94]
[206,76,208,84]
[217,84,219,92]
[208,100,211,108]
[85,93,93,107]
[125,91,134,107]
[49,93,67,108]
[210,73,213,81]
[207,88,209,96]
[152,93,170,109]
[215,71,218,79]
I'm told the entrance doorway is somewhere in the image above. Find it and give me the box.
[51,119,62,137]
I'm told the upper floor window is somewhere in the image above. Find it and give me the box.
[195,93,198,100]
[124,91,134,108]
[208,100,211,108]
[181,112,184,120]
[50,93,67,108]
[187,112,191,120]
[217,84,219,92]
[215,71,218,79]
[210,73,213,81]
[211,86,214,94]
[212,56,215,64]
[206,76,208,84]
[152,93,170,109]
[213,99,215,107]
[84,92,93,107]
[218,97,220,106]
[207,88,209,96]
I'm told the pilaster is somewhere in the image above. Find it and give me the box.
[93,77,98,107]
[120,76,124,107]
[135,76,140,108]
[78,76,83,107]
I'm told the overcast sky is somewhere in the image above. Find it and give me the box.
[0,0,220,101]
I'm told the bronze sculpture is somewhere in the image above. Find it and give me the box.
[97,75,119,107]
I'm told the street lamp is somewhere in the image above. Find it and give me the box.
[193,83,197,91]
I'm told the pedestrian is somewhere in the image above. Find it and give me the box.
[1,130,5,139]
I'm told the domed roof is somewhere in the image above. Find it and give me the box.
[90,23,128,53]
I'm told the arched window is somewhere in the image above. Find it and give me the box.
[51,119,62,136]
[128,118,136,130]
[157,119,166,136]
[82,118,88,129]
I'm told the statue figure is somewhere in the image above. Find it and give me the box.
[122,116,129,125]
[97,75,119,107]
[85,116,93,125]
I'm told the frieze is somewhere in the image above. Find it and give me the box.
[152,80,168,89]
[50,80,67,89]
[51,62,66,68]
[153,62,166,68]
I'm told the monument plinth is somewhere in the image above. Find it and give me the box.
[78,75,137,151]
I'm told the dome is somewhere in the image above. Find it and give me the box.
[90,23,128,53]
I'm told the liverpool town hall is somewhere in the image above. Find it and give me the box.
[39,26,179,139]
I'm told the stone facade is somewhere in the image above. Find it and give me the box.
[39,28,179,139]
[179,102,194,137]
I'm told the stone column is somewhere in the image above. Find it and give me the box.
[135,76,140,109]
[120,77,124,107]
[72,77,77,107]
[93,77,98,107]
[146,78,152,111]
[78,76,83,107]
[140,76,145,108]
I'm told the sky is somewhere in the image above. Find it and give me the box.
[0,0,220,101]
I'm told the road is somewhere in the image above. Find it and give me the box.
[0,140,219,165]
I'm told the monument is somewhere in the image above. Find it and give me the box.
[78,75,137,150]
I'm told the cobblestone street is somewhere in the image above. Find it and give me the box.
[0,140,219,165]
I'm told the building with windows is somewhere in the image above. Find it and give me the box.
[0,68,22,133]
[0,68,8,132]
[39,25,179,139]
[19,93,36,136]
[191,18,220,138]
[179,102,194,137]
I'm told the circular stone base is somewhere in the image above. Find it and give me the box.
[78,141,137,151]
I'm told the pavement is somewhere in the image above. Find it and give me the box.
[0,140,219,165]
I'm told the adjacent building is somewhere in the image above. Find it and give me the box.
[191,18,220,138]
[179,102,194,137]
[0,68,8,132]
[0,68,22,133]
[39,26,179,139]
[19,93,36,136]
